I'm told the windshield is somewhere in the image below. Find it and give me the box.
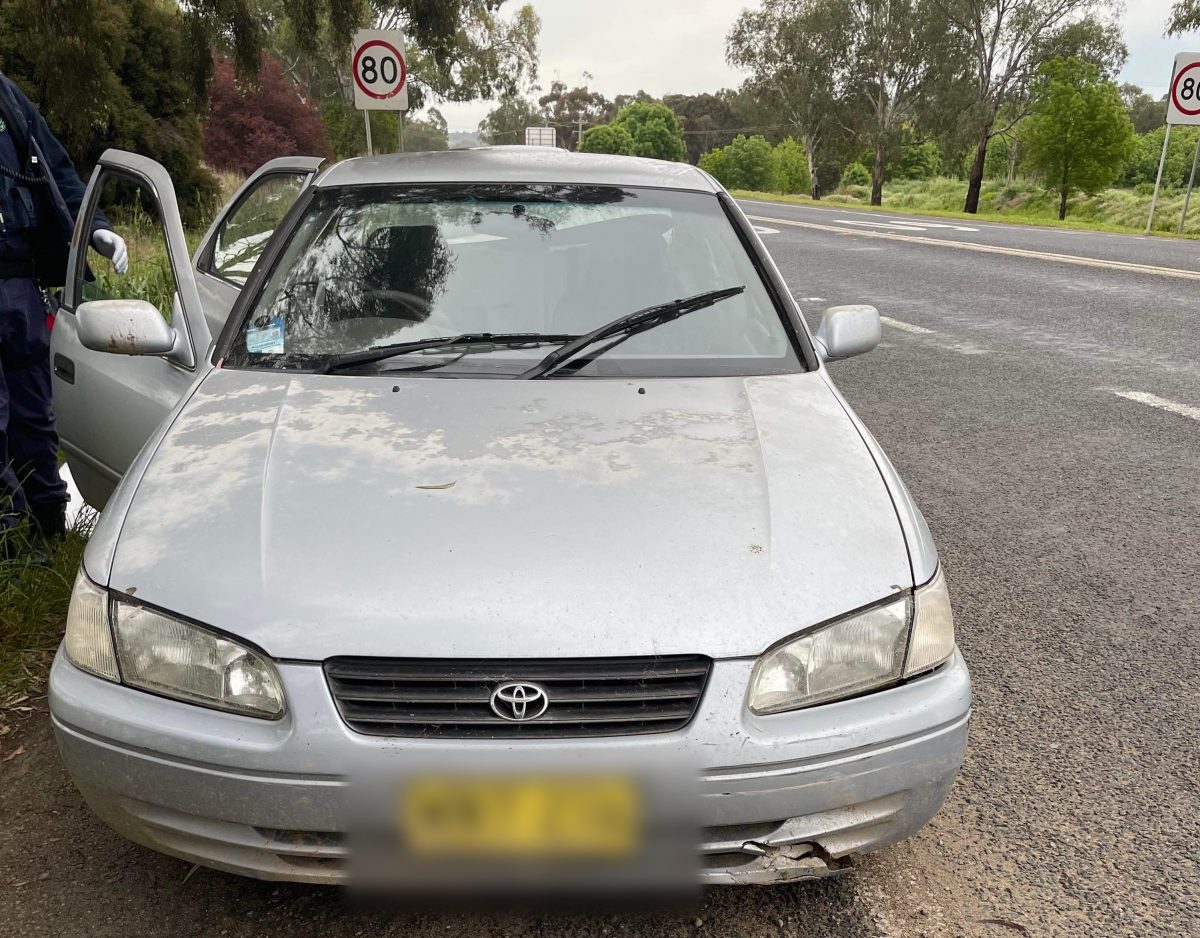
[224,184,803,377]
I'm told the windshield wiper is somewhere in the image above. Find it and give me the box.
[314,333,577,375]
[517,286,745,380]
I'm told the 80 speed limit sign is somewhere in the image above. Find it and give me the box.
[352,29,408,110]
[1167,51,1200,125]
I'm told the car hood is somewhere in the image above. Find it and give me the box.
[107,369,911,660]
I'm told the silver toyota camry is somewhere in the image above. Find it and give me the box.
[48,147,969,888]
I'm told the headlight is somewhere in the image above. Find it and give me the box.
[748,568,956,714]
[64,571,120,682]
[63,568,284,720]
[112,602,285,718]
[904,566,955,677]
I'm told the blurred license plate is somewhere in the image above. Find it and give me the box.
[400,776,640,859]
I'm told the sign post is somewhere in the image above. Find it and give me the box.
[1147,52,1200,234]
[351,29,409,157]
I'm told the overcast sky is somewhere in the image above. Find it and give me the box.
[434,0,1200,133]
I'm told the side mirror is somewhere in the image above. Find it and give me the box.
[76,299,177,356]
[814,304,881,361]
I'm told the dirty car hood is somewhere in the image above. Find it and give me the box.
[107,370,911,660]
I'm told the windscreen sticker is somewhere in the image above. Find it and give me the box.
[246,314,285,354]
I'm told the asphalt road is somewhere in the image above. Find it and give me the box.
[3,202,1199,936]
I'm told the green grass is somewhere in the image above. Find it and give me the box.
[733,177,1200,239]
[0,518,92,738]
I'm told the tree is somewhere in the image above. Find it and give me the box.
[1121,84,1165,136]
[1022,57,1134,220]
[262,1,540,115]
[774,138,812,193]
[537,81,615,150]
[1168,0,1200,34]
[0,0,218,225]
[727,0,848,199]
[321,101,447,157]
[610,102,687,162]
[699,135,779,191]
[578,124,636,155]
[933,0,1122,213]
[662,90,749,163]
[185,1,540,101]
[203,55,330,174]
[843,0,948,205]
[478,95,542,145]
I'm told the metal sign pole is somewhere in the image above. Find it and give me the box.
[1179,135,1200,234]
[364,110,374,156]
[1146,124,1172,234]
[399,111,405,153]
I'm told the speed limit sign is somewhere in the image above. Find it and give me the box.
[352,29,408,111]
[1167,52,1200,125]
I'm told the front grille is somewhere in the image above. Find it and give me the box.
[324,655,712,738]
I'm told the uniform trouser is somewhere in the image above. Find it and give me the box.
[0,276,67,529]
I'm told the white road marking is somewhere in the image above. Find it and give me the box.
[752,224,779,235]
[746,214,1200,281]
[836,218,929,232]
[880,316,936,334]
[1106,390,1200,422]
[836,218,979,233]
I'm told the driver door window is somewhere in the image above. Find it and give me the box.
[78,174,181,325]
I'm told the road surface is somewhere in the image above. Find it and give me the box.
[2,201,1198,936]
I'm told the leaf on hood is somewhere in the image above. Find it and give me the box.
[416,481,456,490]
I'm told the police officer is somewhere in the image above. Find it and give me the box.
[0,72,126,541]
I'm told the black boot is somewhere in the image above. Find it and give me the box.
[29,502,67,541]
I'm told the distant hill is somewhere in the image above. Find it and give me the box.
[449,131,482,149]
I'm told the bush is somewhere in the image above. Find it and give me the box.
[699,135,778,191]
[579,124,636,155]
[202,55,330,175]
[1121,126,1200,188]
[840,162,871,188]
[893,140,942,180]
[773,138,811,194]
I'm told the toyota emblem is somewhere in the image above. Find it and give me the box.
[490,682,549,721]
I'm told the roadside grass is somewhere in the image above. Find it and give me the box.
[732,177,1200,239]
[0,517,92,744]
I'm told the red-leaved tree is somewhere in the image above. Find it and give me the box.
[202,55,330,174]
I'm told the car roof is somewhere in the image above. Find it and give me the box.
[315,146,721,193]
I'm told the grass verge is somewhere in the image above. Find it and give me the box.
[0,517,92,748]
[732,177,1200,240]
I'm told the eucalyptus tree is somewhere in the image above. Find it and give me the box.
[259,0,540,112]
[843,0,950,205]
[1167,0,1199,34]
[727,0,850,199]
[933,0,1122,213]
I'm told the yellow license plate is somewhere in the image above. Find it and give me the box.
[400,775,640,859]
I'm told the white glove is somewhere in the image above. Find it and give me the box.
[92,229,128,274]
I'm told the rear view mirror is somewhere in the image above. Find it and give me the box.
[814,305,881,361]
[76,299,177,356]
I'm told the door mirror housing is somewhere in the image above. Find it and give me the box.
[76,299,178,356]
[814,305,881,361]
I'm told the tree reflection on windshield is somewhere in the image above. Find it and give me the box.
[230,184,802,378]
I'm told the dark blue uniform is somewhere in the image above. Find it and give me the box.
[0,74,111,537]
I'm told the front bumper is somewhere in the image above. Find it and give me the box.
[49,648,970,885]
